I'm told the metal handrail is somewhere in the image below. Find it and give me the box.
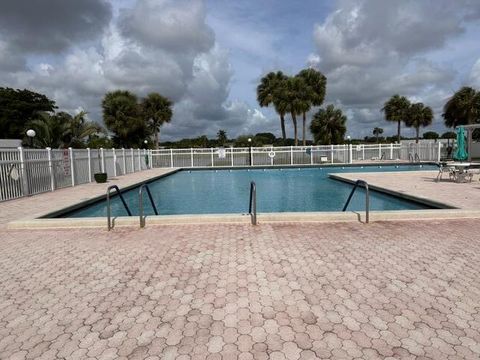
[107,185,132,231]
[249,181,257,225]
[342,180,370,223]
[139,183,158,228]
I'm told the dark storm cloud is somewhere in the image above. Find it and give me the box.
[0,0,112,52]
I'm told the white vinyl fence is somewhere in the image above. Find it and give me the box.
[0,142,443,202]
[0,147,150,202]
[151,143,443,168]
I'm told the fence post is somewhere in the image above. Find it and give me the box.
[170,148,174,168]
[112,148,117,177]
[69,147,75,187]
[331,145,334,164]
[211,147,215,167]
[349,144,353,164]
[437,142,442,162]
[100,148,105,173]
[378,144,382,159]
[129,148,134,172]
[290,146,293,165]
[390,143,394,160]
[18,147,29,196]
[362,145,365,160]
[190,148,194,167]
[122,148,126,174]
[310,145,314,165]
[231,146,234,167]
[149,149,153,169]
[137,149,141,170]
[87,148,92,181]
[46,147,55,191]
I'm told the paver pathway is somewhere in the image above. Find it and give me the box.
[1,220,479,359]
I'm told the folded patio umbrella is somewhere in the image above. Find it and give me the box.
[453,126,468,161]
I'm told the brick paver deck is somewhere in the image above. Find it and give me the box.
[331,171,480,210]
[1,220,480,359]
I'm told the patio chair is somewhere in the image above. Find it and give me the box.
[436,163,456,182]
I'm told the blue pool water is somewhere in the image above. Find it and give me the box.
[59,165,436,218]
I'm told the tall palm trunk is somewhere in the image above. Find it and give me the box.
[415,127,419,143]
[291,112,298,146]
[397,120,401,143]
[280,113,286,140]
[302,112,306,146]
[155,129,160,149]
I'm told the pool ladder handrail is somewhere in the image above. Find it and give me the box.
[249,181,257,225]
[139,183,159,228]
[342,179,370,223]
[107,185,132,231]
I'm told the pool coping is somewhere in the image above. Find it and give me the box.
[10,162,477,230]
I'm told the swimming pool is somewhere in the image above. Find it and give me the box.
[57,165,437,218]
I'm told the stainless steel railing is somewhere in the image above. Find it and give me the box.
[107,185,132,230]
[139,183,158,228]
[342,180,370,223]
[249,181,257,225]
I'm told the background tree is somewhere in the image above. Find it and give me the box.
[406,102,433,143]
[372,127,384,142]
[141,93,173,149]
[441,131,456,139]
[296,68,327,146]
[0,87,56,139]
[217,129,228,145]
[277,77,305,146]
[254,132,276,145]
[382,94,411,142]
[256,71,289,140]
[423,131,439,140]
[102,90,147,148]
[26,112,70,148]
[63,111,105,148]
[310,104,347,145]
[442,86,480,128]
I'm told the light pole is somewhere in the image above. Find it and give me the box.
[248,138,252,166]
[26,129,36,148]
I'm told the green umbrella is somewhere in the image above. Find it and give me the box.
[453,126,468,161]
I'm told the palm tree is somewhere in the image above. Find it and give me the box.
[276,77,306,146]
[217,129,227,145]
[310,104,347,145]
[102,90,146,148]
[27,112,70,148]
[66,111,105,148]
[406,103,434,143]
[257,71,288,140]
[141,93,173,149]
[296,69,327,146]
[382,95,411,143]
[372,127,384,142]
[443,87,480,128]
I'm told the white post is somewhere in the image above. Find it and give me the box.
[390,143,394,160]
[122,148,126,174]
[112,148,117,177]
[437,142,442,162]
[69,147,75,187]
[211,147,214,167]
[149,149,153,169]
[190,148,194,167]
[331,145,334,164]
[137,149,141,170]
[87,148,92,181]
[231,146,234,167]
[362,145,365,160]
[310,145,314,165]
[47,147,55,191]
[130,148,135,172]
[378,144,382,159]
[18,147,29,196]
[290,146,293,165]
[348,144,353,164]
[100,148,105,173]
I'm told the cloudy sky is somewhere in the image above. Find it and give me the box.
[1,0,480,141]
